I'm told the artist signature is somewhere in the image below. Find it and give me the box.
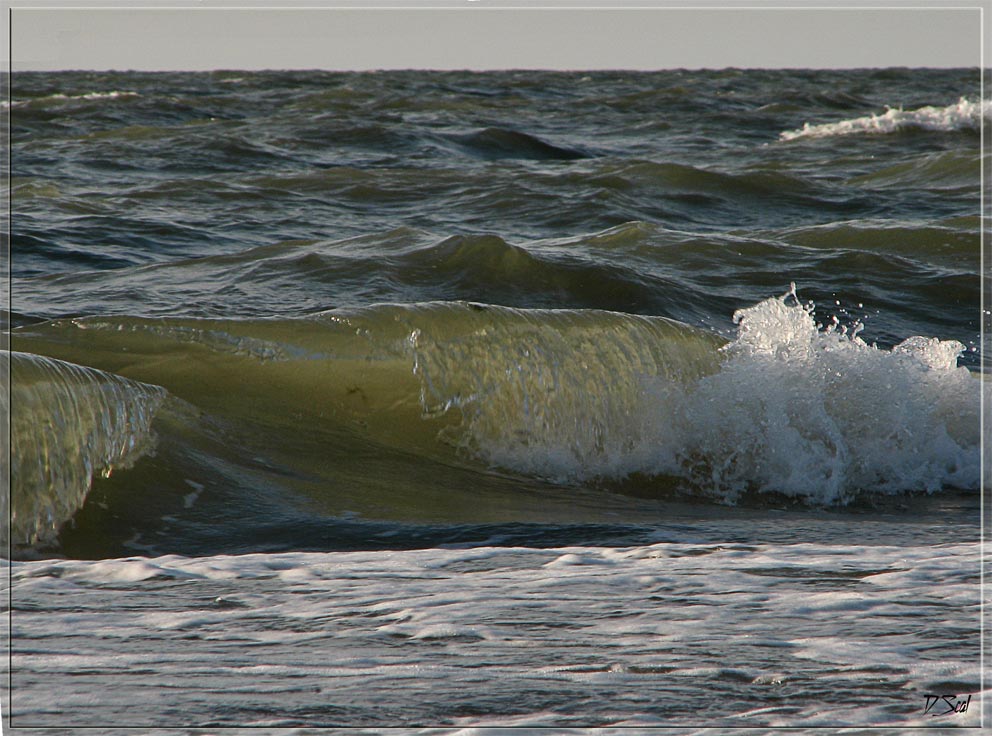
[924,694,972,717]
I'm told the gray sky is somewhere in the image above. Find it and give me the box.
[6,2,987,72]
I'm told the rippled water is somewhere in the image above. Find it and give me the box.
[6,68,985,730]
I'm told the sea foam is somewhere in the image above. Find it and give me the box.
[10,539,980,727]
[660,286,979,502]
[779,97,990,141]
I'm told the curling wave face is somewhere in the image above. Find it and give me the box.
[7,352,167,546]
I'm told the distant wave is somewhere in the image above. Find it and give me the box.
[779,97,989,141]
[446,127,587,160]
[2,90,140,110]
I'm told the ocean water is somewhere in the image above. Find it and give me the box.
[4,68,986,731]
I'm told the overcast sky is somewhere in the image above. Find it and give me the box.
[6,2,987,72]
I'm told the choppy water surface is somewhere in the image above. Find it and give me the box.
[6,68,985,730]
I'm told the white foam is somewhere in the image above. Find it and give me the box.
[779,97,990,141]
[658,286,980,502]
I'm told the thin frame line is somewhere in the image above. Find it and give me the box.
[3,2,986,731]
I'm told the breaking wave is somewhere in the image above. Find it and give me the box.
[414,288,979,503]
[10,286,980,551]
[780,97,989,141]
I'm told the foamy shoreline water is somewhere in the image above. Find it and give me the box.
[9,537,982,729]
